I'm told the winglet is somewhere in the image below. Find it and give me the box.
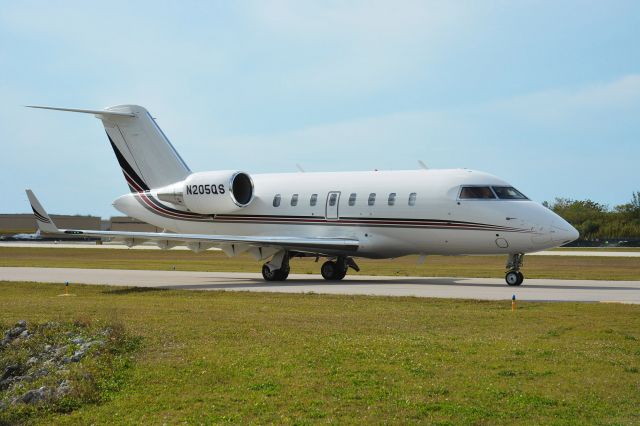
[25,190,60,233]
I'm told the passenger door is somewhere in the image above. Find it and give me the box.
[325,191,341,220]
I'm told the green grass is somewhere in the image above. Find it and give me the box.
[1,246,639,280]
[0,320,139,425]
[0,281,639,424]
[553,247,640,252]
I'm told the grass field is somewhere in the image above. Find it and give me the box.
[553,247,640,252]
[1,246,639,281]
[1,281,638,424]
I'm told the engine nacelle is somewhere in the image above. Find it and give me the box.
[156,171,254,214]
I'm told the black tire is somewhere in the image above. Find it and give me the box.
[279,266,290,281]
[262,264,290,281]
[321,261,337,280]
[505,271,521,286]
[321,261,347,281]
[516,271,524,285]
[262,264,278,281]
[333,268,346,280]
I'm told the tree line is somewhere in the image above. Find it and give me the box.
[543,191,640,241]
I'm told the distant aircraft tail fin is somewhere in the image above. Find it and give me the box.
[25,190,60,234]
[27,105,191,192]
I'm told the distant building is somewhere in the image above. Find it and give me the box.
[0,214,101,236]
[109,216,162,233]
[0,214,159,239]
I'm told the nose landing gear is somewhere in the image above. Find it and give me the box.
[505,253,524,286]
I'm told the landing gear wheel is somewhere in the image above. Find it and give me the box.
[321,261,346,281]
[505,270,524,286]
[262,264,290,281]
[281,268,290,280]
[505,253,525,286]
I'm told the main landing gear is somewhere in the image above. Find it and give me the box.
[261,253,360,282]
[261,253,290,282]
[505,253,525,286]
[321,257,359,281]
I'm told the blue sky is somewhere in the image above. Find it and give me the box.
[1,1,639,217]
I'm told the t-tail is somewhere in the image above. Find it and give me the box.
[26,105,191,192]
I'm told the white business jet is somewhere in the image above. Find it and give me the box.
[25,105,579,286]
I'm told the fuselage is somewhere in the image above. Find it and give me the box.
[113,168,578,259]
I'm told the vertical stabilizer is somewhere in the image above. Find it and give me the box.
[27,104,191,192]
[99,105,191,191]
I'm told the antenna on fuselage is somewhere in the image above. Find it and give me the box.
[418,160,428,170]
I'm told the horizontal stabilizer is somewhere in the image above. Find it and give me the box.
[26,105,135,118]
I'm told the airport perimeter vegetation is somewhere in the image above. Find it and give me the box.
[2,247,639,423]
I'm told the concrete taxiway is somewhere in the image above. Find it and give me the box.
[1,267,639,303]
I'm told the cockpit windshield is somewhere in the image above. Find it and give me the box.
[459,186,528,200]
[459,186,496,199]
[491,186,528,200]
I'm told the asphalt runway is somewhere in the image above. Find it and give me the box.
[1,267,639,303]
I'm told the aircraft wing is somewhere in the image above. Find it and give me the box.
[25,190,359,257]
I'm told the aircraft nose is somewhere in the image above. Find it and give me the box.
[551,219,579,244]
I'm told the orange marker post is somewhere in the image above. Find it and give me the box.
[58,281,75,297]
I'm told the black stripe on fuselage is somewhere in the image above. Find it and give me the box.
[133,193,213,221]
[212,214,530,232]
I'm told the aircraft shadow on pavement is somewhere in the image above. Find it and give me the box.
[102,286,169,295]
[153,277,638,292]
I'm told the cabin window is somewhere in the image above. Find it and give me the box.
[492,186,528,200]
[291,194,298,206]
[459,186,496,199]
[348,193,357,206]
[273,194,281,207]
[388,193,396,206]
[408,192,417,206]
[329,193,338,206]
[310,194,318,206]
[368,193,376,206]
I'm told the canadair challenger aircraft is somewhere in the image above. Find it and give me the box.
[25,105,579,286]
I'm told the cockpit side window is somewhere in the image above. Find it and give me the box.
[459,186,496,199]
[492,186,528,200]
